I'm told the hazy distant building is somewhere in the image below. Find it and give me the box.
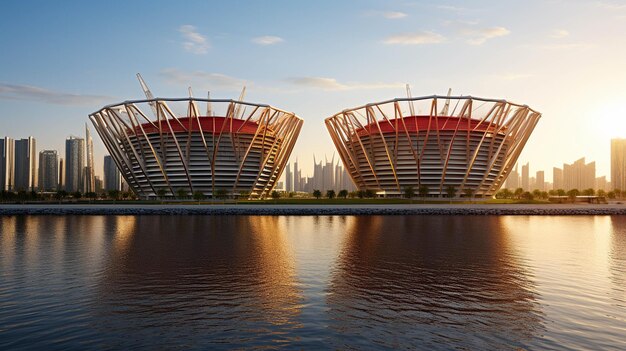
[553,167,563,190]
[65,136,84,192]
[293,159,301,192]
[285,163,293,192]
[505,164,520,189]
[95,176,103,193]
[103,155,121,191]
[536,171,545,191]
[563,157,595,190]
[611,138,626,191]
[521,163,529,191]
[38,150,58,191]
[58,158,64,191]
[596,176,607,192]
[14,137,36,191]
[0,137,15,191]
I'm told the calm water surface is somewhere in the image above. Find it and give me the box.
[0,215,625,350]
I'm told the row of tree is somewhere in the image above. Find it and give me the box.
[0,190,136,202]
[497,188,619,200]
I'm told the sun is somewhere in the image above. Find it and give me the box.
[596,101,626,139]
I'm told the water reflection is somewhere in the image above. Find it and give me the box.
[609,217,626,300]
[95,216,302,349]
[327,216,543,350]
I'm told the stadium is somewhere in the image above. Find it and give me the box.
[325,95,541,197]
[90,77,303,200]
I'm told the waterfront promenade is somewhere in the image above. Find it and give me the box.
[2,203,626,215]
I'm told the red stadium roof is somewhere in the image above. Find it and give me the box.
[133,116,262,135]
[354,115,501,137]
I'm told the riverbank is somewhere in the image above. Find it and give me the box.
[2,203,626,215]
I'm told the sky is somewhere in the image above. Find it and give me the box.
[1,0,626,181]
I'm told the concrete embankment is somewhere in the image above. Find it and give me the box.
[2,204,626,215]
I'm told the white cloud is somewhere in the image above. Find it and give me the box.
[383,11,408,19]
[595,1,626,10]
[383,31,445,45]
[286,77,402,91]
[160,68,247,91]
[437,5,468,12]
[461,26,510,45]
[551,29,569,39]
[178,25,210,54]
[0,83,112,105]
[493,73,535,80]
[252,36,284,45]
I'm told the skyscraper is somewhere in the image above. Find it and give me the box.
[563,157,595,190]
[553,167,563,190]
[521,163,529,191]
[103,155,121,191]
[293,158,300,192]
[84,124,95,193]
[65,136,84,192]
[505,164,520,189]
[38,150,58,191]
[285,163,293,192]
[58,158,64,191]
[0,137,14,191]
[611,138,626,191]
[536,171,545,191]
[14,137,36,191]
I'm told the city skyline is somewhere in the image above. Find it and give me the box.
[1,1,626,180]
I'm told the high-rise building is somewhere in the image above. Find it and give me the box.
[596,176,607,192]
[611,138,626,191]
[58,158,64,190]
[293,158,300,192]
[553,167,563,190]
[95,176,103,193]
[0,137,15,191]
[84,124,95,193]
[323,155,334,191]
[103,155,121,191]
[536,171,545,191]
[285,163,293,192]
[38,150,58,191]
[505,164,520,190]
[521,163,529,191]
[563,157,595,190]
[65,136,84,192]
[14,137,36,191]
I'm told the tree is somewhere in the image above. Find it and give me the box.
[214,188,228,200]
[521,191,534,200]
[514,188,524,199]
[418,185,429,202]
[176,188,188,199]
[338,189,349,199]
[271,190,281,202]
[464,188,475,201]
[55,190,68,204]
[608,191,616,199]
[567,189,580,201]
[313,189,322,199]
[403,186,415,199]
[532,189,541,199]
[348,191,358,199]
[108,190,120,203]
[157,188,167,201]
[326,189,336,199]
[72,191,82,200]
[193,191,205,203]
[582,188,595,196]
[556,189,566,197]
[446,185,458,199]
[540,191,548,200]
[85,192,97,203]
[597,189,607,198]
[357,190,365,199]
[365,189,376,198]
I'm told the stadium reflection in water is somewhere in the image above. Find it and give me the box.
[1,215,626,350]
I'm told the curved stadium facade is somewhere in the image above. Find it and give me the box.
[325,95,541,197]
[90,98,302,199]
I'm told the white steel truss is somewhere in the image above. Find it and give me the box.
[325,95,541,197]
[90,98,303,199]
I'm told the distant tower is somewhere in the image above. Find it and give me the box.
[285,163,293,192]
[293,158,300,192]
[521,162,529,191]
[38,150,58,192]
[536,171,545,191]
[0,137,15,191]
[84,124,95,193]
[104,155,121,191]
[65,136,85,192]
[611,138,626,191]
[14,137,36,191]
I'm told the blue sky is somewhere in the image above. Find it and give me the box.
[1,0,626,180]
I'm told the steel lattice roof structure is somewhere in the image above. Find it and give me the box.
[90,97,303,199]
[325,95,541,197]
